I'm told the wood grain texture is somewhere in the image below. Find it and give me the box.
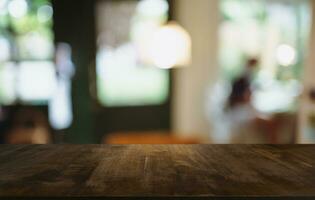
[0,145,314,199]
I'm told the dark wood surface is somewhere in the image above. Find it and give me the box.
[0,145,315,199]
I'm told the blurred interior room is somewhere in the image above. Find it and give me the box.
[0,0,315,144]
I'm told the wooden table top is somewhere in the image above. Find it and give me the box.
[0,145,314,199]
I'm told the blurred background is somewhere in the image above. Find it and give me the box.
[0,0,315,144]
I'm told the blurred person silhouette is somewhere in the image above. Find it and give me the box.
[241,58,259,82]
[207,58,278,143]
[225,76,278,143]
[4,106,51,144]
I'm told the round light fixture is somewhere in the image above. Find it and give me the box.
[276,44,297,67]
[149,22,191,69]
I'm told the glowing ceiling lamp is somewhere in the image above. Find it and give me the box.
[149,22,191,69]
[276,44,297,67]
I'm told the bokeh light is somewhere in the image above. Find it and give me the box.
[37,5,53,23]
[8,0,27,18]
[149,22,191,69]
[276,44,297,67]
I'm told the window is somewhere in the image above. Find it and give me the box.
[219,0,311,113]
[0,0,55,105]
[96,0,170,107]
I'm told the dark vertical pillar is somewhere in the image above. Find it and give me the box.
[52,0,96,143]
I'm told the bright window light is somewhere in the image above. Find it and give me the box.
[137,0,169,18]
[0,37,10,61]
[96,0,170,107]
[17,61,57,102]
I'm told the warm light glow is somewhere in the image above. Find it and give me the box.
[149,22,191,69]
[276,44,297,67]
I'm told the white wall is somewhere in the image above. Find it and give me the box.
[299,1,315,143]
[172,0,220,141]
